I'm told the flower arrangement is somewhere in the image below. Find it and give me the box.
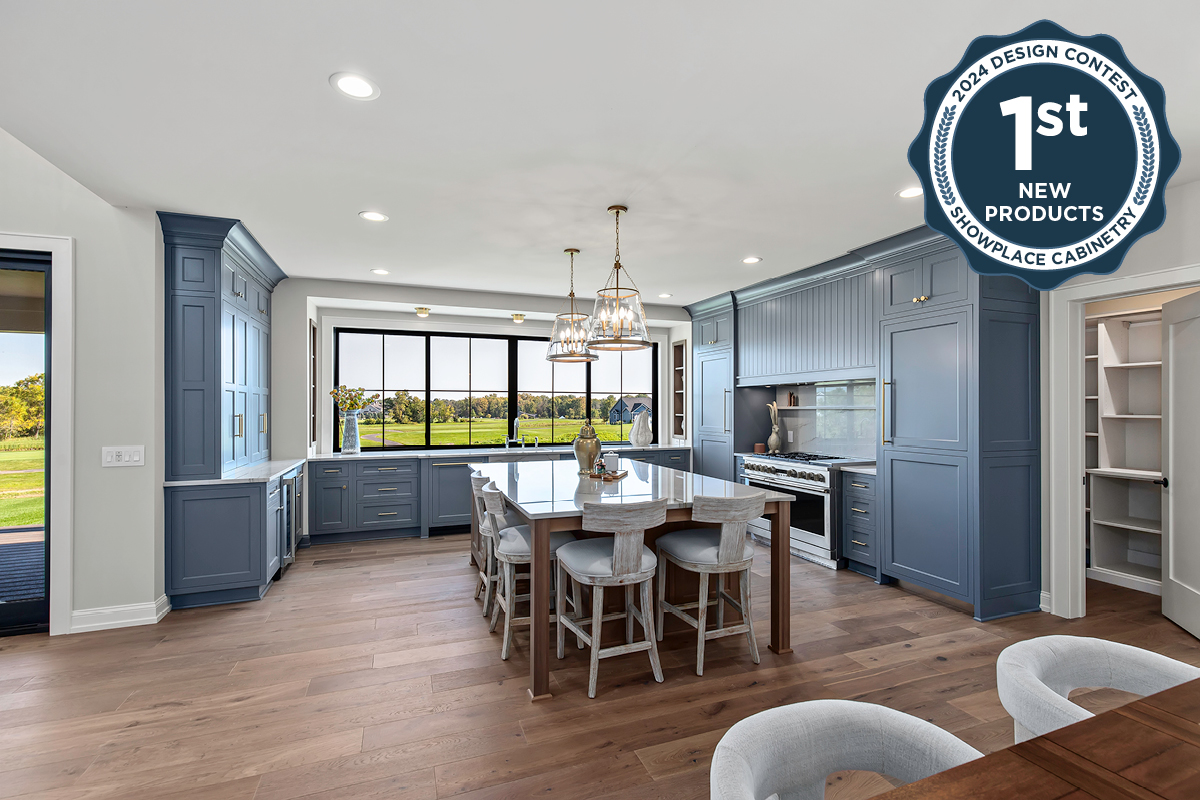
[330,385,380,413]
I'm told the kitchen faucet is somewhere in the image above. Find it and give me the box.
[505,417,537,448]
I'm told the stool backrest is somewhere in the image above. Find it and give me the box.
[481,482,509,539]
[470,472,492,537]
[692,492,767,565]
[583,498,667,576]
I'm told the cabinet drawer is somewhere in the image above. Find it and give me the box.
[844,526,875,565]
[844,495,874,526]
[357,477,417,501]
[843,473,875,496]
[266,479,282,511]
[314,463,350,478]
[356,500,419,529]
[357,459,419,477]
[661,451,689,468]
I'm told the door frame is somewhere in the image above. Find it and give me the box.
[0,232,74,635]
[1045,261,1200,619]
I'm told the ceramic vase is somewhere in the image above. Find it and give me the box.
[629,410,653,447]
[341,411,361,455]
[766,402,781,454]
[574,421,601,474]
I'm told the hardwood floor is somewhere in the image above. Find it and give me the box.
[1,534,1197,799]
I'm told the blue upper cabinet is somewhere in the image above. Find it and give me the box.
[736,268,878,384]
[880,309,970,452]
[161,212,286,482]
[881,248,968,317]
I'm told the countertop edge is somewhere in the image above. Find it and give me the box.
[306,444,692,462]
[164,457,307,488]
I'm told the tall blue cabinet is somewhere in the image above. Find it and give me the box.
[161,213,295,609]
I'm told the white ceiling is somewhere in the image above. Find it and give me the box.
[1,1,1198,306]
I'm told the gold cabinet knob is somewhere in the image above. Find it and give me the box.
[919,295,929,302]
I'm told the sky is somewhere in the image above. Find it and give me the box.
[0,333,44,386]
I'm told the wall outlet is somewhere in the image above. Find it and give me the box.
[787,430,794,443]
[102,445,145,467]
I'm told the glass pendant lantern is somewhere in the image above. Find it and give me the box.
[546,248,598,363]
[586,205,652,351]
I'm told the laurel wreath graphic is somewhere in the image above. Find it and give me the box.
[1132,106,1155,206]
[934,105,957,206]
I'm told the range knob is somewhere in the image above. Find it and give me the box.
[814,472,826,482]
[787,469,798,478]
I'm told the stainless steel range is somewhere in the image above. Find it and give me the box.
[738,452,870,569]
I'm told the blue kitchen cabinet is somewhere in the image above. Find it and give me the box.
[880,309,969,452]
[168,292,219,478]
[308,458,423,540]
[428,459,476,527]
[694,349,734,481]
[694,310,733,351]
[880,259,924,316]
[311,478,351,533]
[841,472,877,576]
[166,483,279,608]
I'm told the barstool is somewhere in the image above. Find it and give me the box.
[470,472,520,618]
[482,482,576,660]
[655,491,766,675]
[556,497,666,698]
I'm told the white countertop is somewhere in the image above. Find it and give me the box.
[840,465,876,476]
[307,443,689,462]
[164,457,307,487]
[471,457,792,520]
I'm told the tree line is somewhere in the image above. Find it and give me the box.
[0,374,45,441]
[371,391,622,425]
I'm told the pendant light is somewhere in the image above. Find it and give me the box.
[546,248,598,362]
[586,205,651,351]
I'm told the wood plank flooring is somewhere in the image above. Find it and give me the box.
[1,534,1197,799]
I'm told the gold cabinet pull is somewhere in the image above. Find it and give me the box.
[851,507,868,514]
[377,466,398,471]
[851,540,868,546]
[437,462,470,466]
[377,487,398,492]
[234,413,245,438]
[851,482,868,488]
[377,511,398,516]
[323,468,340,473]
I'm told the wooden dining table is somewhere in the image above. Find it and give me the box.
[887,676,1200,798]
[470,458,794,700]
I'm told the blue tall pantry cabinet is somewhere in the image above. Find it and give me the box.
[161,213,299,609]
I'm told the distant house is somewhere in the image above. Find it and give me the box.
[608,396,652,425]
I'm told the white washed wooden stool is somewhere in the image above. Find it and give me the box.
[655,491,766,675]
[470,472,521,618]
[482,482,576,660]
[556,497,667,698]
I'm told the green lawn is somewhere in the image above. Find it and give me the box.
[345,417,632,448]
[0,450,44,472]
[0,447,45,528]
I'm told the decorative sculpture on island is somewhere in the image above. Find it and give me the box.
[629,409,653,447]
[766,401,781,454]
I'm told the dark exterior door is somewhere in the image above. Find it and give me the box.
[881,310,969,451]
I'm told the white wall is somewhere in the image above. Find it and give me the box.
[0,127,164,627]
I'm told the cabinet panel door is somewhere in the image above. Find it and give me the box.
[311,479,351,532]
[696,350,732,435]
[232,271,249,309]
[259,324,270,392]
[714,313,733,346]
[881,260,923,316]
[695,434,734,481]
[922,249,968,308]
[882,310,969,451]
[169,294,218,478]
[172,246,217,293]
[168,486,263,593]
[430,461,474,526]
[246,392,262,463]
[697,318,717,347]
[233,313,248,387]
[881,451,970,600]
[246,322,260,390]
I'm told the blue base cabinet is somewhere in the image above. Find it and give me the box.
[841,473,878,578]
[166,484,270,608]
[310,458,422,542]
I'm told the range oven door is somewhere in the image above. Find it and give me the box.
[743,478,836,561]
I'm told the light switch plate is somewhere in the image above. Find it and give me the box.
[102,445,145,467]
[787,430,794,443]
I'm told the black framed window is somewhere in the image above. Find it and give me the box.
[333,328,657,451]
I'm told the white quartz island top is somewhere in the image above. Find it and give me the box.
[471,458,793,520]
[163,457,307,487]
[307,443,689,462]
[839,464,876,476]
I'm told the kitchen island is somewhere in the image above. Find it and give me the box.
[472,457,793,700]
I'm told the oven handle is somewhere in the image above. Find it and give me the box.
[744,479,829,496]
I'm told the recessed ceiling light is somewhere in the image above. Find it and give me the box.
[359,211,388,222]
[658,293,673,298]
[742,256,762,264]
[512,314,525,324]
[330,72,380,100]
[370,269,389,275]
[415,307,430,317]
[897,187,924,198]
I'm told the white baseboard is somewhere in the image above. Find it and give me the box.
[1040,591,1051,612]
[70,594,170,634]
